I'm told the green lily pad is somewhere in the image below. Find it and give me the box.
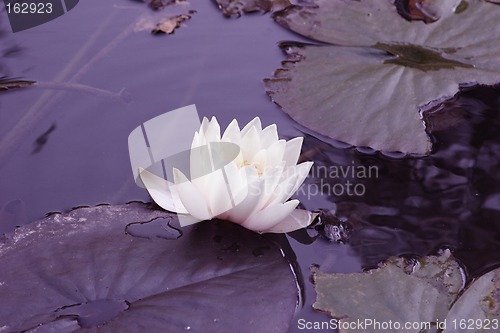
[266,0,500,154]
[0,203,297,332]
[313,250,500,333]
[443,268,500,333]
[312,250,463,333]
[214,0,290,17]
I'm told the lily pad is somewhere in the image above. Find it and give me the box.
[0,203,297,332]
[443,268,500,333]
[214,0,291,17]
[266,0,500,154]
[312,250,464,332]
[313,249,500,333]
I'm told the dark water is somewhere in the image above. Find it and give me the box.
[1,1,499,332]
[285,84,500,331]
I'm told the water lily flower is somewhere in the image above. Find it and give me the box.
[140,117,315,233]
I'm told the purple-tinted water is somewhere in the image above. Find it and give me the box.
[1,1,499,332]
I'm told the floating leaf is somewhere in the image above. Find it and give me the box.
[443,268,500,333]
[266,0,500,154]
[151,13,194,34]
[312,250,463,333]
[147,0,187,11]
[133,0,195,34]
[214,0,291,17]
[0,203,297,332]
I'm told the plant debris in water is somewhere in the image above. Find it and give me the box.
[0,203,297,332]
[214,0,291,17]
[266,0,500,154]
[151,12,194,34]
[133,0,195,34]
[32,123,56,154]
[0,78,36,92]
[313,250,499,333]
[395,0,445,23]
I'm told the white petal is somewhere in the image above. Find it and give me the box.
[222,167,262,224]
[221,119,241,143]
[262,209,317,233]
[189,145,212,190]
[200,117,210,136]
[139,168,188,214]
[240,126,261,163]
[205,116,221,142]
[251,149,267,173]
[268,162,313,205]
[266,140,286,168]
[291,161,314,193]
[241,200,299,233]
[241,117,262,136]
[204,169,235,217]
[191,131,201,149]
[254,163,285,211]
[267,172,299,206]
[261,124,279,148]
[220,161,249,207]
[173,168,213,220]
[284,137,304,167]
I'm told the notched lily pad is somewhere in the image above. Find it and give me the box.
[214,0,291,17]
[313,249,500,333]
[267,0,500,154]
[125,215,182,239]
[312,250,463,332]
[0,203,298,332]
[443,268,500,333]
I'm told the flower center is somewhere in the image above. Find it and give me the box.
[239,160,265,177]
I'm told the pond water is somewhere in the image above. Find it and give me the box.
[1,1,499,332]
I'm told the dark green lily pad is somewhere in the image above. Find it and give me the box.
[313,249,500,333]
[443,268,500,333]
[266,0,500,154]
[214,0,290,17]
[0,203,297,332]
[312,250,463,333]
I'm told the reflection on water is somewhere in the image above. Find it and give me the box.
[286,85,500,331]
[298,84,500,280]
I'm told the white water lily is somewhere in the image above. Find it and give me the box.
[140,117,315,233]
